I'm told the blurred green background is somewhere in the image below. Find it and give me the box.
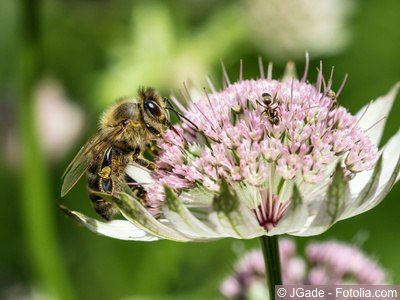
[1,0,399,299]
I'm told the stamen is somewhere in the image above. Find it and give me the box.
[267,62,273,80]
[206,75,217,94]
[193,102,220,136]
[321,74,327,93]
[203,87,220,126]
[221,60,231,87]
[326,66,335,93]
[353,101,372,129]
[239,59,244,81]
[169,93,188,114]
[316,61,323,93]
[320,66,335,100]
[336,73,348,98]
[258,56,265,79]
[301,52,309,83]
[183,82,194,104]
[364,116,387,133]
[290,78,295,107]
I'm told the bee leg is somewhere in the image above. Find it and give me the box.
[98,166,114,193]
[147,143,160,156]
[132,148,157,171]
[125,174,147,205]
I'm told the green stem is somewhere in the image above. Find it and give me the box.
[18,0,75,299]
[260,235,282,298]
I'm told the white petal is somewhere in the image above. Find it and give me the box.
[346,130,400,217]
[355,83,399,146]
[209,206,263,239]
[340,155,383,220]
[296,164,349,236]
[162,187,220,239]
[274,185,309,235]
[209,182,264,239]
[105,192,193,242]
[348,168,374,199]
[125,163,155,189]
[60,205,159,241]
[180,187,214,206]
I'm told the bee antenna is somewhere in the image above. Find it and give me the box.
[165,106,199,130]
[163,97,177,110]
[163,97,199,130]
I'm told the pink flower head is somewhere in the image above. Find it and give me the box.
[220,239,388,299]
[306,241,387,284]
[139,57,388,238]
[156,70,377,184]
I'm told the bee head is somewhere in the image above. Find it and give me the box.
[138,87,170,137]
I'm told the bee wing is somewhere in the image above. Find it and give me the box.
[61,127,122,197]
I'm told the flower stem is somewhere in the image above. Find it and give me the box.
[259,235,282,298]
[18,0,75,299]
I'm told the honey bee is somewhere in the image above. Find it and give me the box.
[61,87,174,220]
[258,92,281,125]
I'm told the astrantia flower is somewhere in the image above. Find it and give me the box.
[62,58,400,242]
[220,239,388,299]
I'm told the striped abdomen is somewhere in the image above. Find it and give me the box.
[87,147,120,220]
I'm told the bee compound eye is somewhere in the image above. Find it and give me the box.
[145,101,162,118]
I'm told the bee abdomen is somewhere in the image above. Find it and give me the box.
[90,197,118,221]
[87,171,100,191]
[100,177,113,193]
[87,167,118,220]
